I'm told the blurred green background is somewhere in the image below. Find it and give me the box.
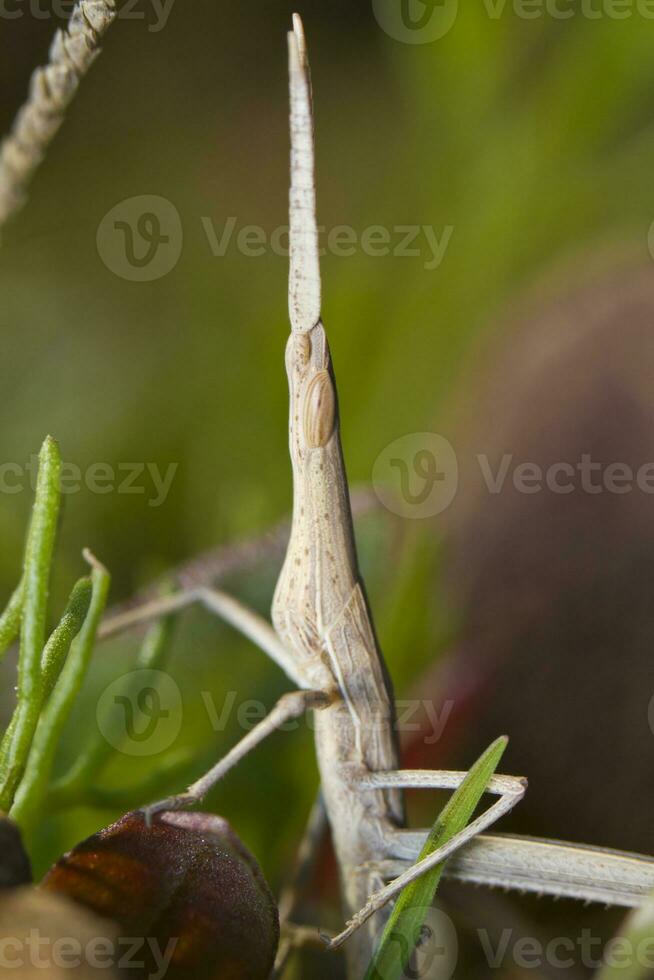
[3,1,654,975]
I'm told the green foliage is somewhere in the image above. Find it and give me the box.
[0,438,112,837]
[40,577,93,702]
[10,557,110,836]
[0,437,62,811]
[0,440,205,855]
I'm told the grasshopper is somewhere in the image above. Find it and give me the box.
[78,12,654,978]
[126,15,523,973]
[111,15,527,972]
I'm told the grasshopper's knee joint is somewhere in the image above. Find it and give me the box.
[280,689,331,719]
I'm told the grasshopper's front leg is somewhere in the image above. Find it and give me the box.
[142,688,330,821]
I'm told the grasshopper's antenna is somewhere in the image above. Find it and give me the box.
[292,13,309,72]
[288,13,321,334]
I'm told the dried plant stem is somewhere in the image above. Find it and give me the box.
[0,0,116,229]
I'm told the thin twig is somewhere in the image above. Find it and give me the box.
[0,0,116,229]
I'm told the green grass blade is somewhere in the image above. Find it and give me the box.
[10,553,110,835]
[364,735,508,980]
[0,577,91,790]
[51,609,176,804]
[0,579,24,664]
[0,436,61,811]
[40,577,92,700]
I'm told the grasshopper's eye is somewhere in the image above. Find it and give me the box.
[303,369,335,448]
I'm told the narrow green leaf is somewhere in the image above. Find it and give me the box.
[0,437,61,811]
[0,719,17,781]
[40,577,92,700]
[51,608,176,805]
[364,736,508,980]
[0,579,24,664]
[10,554,110,835]
[0,577,91,788]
